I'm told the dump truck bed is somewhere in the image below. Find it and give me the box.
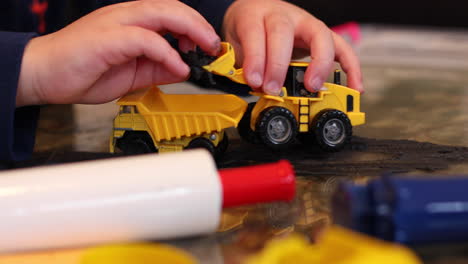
[117,86,248,141]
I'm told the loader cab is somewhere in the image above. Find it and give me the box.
[284,64,318,98]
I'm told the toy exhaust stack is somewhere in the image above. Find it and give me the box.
[0,150,295,253]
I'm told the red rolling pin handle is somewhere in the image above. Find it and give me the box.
[218,160,296,208]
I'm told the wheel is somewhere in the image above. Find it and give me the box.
[116,131,157,155]
[186,137,216,156]
[312,110,352,152]
[215,133,229,155]
[214,133,229,160]
[237,102,260,144]
[256,107,298,149]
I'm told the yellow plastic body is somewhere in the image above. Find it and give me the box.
[110,85,247,152]
[246,226,422,264]
[81,244,196,264]
[0,244,196,264]
[202,42,365,133]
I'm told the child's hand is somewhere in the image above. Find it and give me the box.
[222,0,363,95]
[16,0,220,107]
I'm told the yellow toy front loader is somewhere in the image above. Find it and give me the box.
[203,42,365,151]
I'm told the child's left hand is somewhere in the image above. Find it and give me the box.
[17,0,220,107]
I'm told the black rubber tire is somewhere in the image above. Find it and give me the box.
[237,102,260,144]
[256,107,298,150]
[116,131,157,155]
[186,137,216,156]
[312,110,352,152]
[216,133,229,155]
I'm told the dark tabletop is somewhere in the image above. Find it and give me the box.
[17,25,468,263]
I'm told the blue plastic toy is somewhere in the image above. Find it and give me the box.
[333,175,468,244]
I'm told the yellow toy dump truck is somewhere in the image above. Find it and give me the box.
[109,85,247,156]
[203,42,365,151]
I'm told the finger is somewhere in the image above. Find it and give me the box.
[95,26,190,78]
[84,60,139,104]
[121,0,221,55]
[263,14,295,95]
[132,56,189,90]
[299,20,335,92]
[332,32,364,92]
[178,35,196,53]
[87,58,186,104]
[234,16,266,91]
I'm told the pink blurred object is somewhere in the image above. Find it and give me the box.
[331,22,361,45]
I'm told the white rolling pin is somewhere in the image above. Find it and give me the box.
[0,150,295,253]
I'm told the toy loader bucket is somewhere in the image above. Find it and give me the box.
[202,42,236,75]
[202,43,247,85]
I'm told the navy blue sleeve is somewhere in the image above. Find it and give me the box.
[0,32,40,162]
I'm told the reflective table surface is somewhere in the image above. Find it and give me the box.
[18,25,468,263]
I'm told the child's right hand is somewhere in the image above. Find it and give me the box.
[222,0,363,95]
[16,0,220,107]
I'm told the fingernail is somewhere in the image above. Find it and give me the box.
[265,81,280,95]
[358,83,365,93]
[212,38,221,55]
[249,72,263,87]
[310,77,323,92]
[181,63,190,75]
